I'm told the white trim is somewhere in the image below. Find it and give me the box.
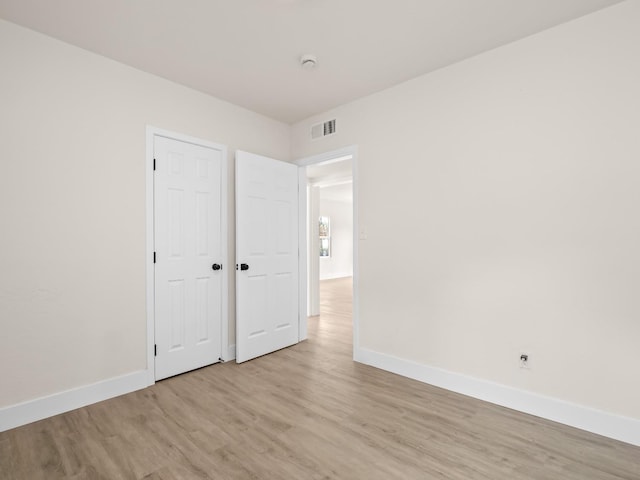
[298,169,309,340]
[307,186,320,317]
[296,148,354,167]
[0,370,148,433]
[145,127,156,386]
[319,273,353,281]
[295,146,359,355]
[351,153,360,358]
[218,148,230,361]
[354,347,640,447]
[145,126,230,375]
[312,177,353,189]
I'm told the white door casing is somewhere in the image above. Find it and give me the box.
[154,135,224,380]
[307,185,320,317]
[235,151,299,363]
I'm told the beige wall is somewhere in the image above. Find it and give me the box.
[0,19,290,407]
[2,1,639,425]
[292,1,640,420]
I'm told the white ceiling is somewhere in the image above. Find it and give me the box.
[308,158,353,202]
[306,157,352,183]
[320,183,353,204]
[0,0,623,123]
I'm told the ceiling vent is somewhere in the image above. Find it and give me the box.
[311,119,336,140]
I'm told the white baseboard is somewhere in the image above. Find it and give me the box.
[0,369,150,433]
[319,273,353,281]
[354,347,640,447]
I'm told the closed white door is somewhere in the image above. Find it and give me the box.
[154,135,223,380]
[236,151,299,363]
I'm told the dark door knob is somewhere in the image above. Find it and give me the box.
[212,263,221,271]
[240,263,249,271]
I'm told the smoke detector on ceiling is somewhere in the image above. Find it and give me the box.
[300,54,317,70]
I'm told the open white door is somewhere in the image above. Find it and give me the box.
[154,135,224,380]
[236,151,299,363]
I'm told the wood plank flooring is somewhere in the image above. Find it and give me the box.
[1,277,639,479]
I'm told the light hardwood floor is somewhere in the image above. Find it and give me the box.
[1,277,639,479]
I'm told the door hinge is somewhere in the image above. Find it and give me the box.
[154,344,157,356]
[153,158,156,171]
[153,252,156,263]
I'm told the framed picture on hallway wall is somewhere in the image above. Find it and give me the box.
[319,216,331,257]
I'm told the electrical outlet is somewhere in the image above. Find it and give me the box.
[519,353,530,369]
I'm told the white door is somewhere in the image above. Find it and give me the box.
[236,151,299,363]
[154,135,223,380]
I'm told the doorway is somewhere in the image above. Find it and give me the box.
[307,160,353,315]
[296,146,359,358]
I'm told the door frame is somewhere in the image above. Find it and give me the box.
[145,126,229,385]
[295,145,359,358]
